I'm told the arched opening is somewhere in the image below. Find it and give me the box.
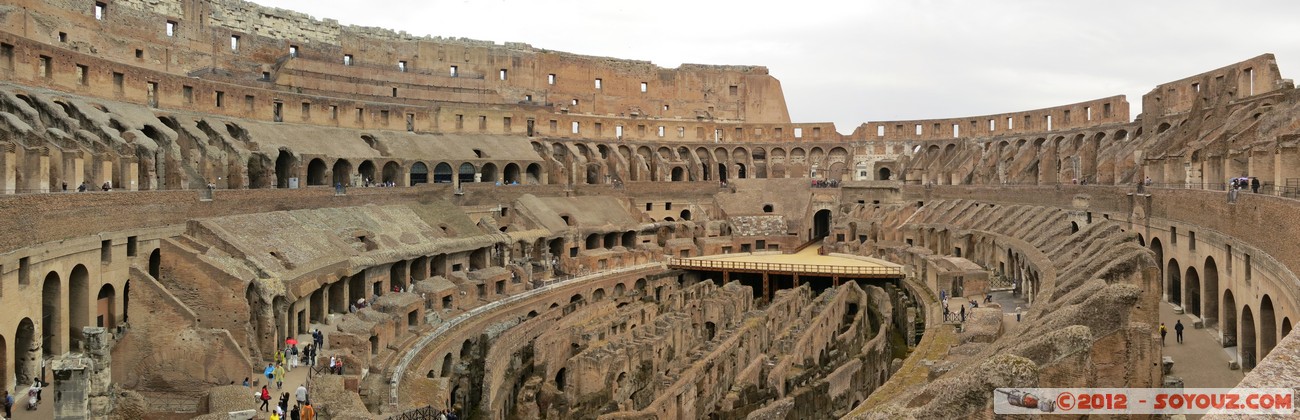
[0,333,5,392]
[570,294,583,304]
[358,160,376,184]
[1184,266,1201,317]
[15,318,36,386]
[555,367,567,391]
[614,283,626,297]
[813,209,832,239]
[635,278,647,294]
[481,162,499,183]
[96,284,116,330]
[382,161,402,184]
[737,163,747,179]
[1260,295,1276,359]
[585,163,601,184]
[42,272,62,356]
[69,265,90,351]
[704,321,716,341]
[275,150,296,188]
[526,163,543,184]
[307,158,327,185]
[671,167,684,181]
[593,288,606,301]
[332,159,353,186]
[586,234,601,250]
[410,162,429,185]
[433,163,454,183]
[680,209,692,221]
[460,339,473,359]
[441,353,453,377]
[1150,238,1164,295]
[458,162,477,184]
[1166,259,1182,305]
[1224,289,1238,348]
[717,163,728,184]
[878,167,892,181]
[470,248,488,270]
[503,163,521,184]
[1241,305,1256,369]
[622,231,636,248]
[149,249,161,279]
[390,260,408,291]
[1069,221,1079,233]
[1283,318,1292,339]
[369,335,379,355]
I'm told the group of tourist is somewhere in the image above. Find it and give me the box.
[61,181,113,192]
[811,179,840,188]
[254,383,315,420]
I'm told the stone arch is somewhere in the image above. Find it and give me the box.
[614,283,626,297]
[1224,289,1238,348]
[481,162,499,183]
[1204,256,1220,327]
[441,353,453,377]
[358,160,377,183]
[878,167,892,181]
[813,209,832,239]
[332,159,353,186]
[1260,295,1277,359]
[410,162,429,185]
[42,271,62,356]
[14,317,37,386]
[504,163,521,184]
[1283,318,1292,339]
[1241,304,1256,369]
[1184,266,1200,317]
[1166,259,1181,305]
[433,162,454,183]
[274,150,297,189]
[526,163,543,184]
[97,284,116,330]
[382,161,402,184]
[671,166,685,181]
[307,158,328,186]
[149,248,162,279]
[593,288,606,301]
[458,162,477,184]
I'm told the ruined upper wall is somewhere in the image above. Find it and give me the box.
[0,0,791,123]
[849,96,1130,141]
[1141,54,1290,119]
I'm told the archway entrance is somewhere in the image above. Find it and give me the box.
[504,163,520,184]
[410,162,429,185]
[307,159,327,186]
[813,209,832,239]
[458,163,477,184]
[1166,259,1181,305]
[97,284,116,330]
[1261,295,1276,359]
[332,159,353,186]
[70,265,90,351]
[42,272,61,356]
[717,163,728,184]
[879,167,892,181]
[671,167,684,182]
[1204,256,1220,328]
[737,163,747,179]
[382,162,402,185]
[1223,289,1238,347]
[275,150,295,188]
[433,163,453,183]
[1184,267,1200,317]
[526,163,542,184]
[14,318,36,386]
[1241,305,1256,369]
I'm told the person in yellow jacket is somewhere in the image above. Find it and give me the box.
[274,363,286,389]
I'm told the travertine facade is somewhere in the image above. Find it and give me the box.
[0,0,1299,419]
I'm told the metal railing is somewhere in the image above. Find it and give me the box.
[667,257,903,276]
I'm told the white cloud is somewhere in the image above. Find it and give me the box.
[256,0,1300,134]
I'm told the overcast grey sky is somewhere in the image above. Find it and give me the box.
[257,0,1300,134]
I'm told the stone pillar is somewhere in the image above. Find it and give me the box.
[0,144,15,193]
[31,152,51,193]
[98,160,113,190]
[126,159,139,191]
[70,155,84,191]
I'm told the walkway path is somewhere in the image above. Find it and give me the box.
[1160,301,1243,388]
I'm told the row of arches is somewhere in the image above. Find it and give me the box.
[1149,237,1291,370]
[291,155,545,187]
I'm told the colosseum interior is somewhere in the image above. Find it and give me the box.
[0,0,1298,419]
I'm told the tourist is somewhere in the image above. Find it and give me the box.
[1159,322,1167,346]
[336,358,345,375]
[1251,177,1261,193]
[959,305,966,322]
[78,181,88,192]
[243,377,250,387]
[101,181,112,191]
[4,390,13,419]
[329,356,337,374]
[259,385,272,412]
[296,384,308,406]
[274,363,286,389]
[1015,307,1022,322]
[290,404,301,420]
[1175,320,1185,344]
[279,391,290,414]
[301,400,316,420]
[314,329,324,348]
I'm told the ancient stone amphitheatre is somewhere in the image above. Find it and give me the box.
[0,0,1296,418]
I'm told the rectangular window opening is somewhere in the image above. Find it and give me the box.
[729,85,738,95]
[166,21,177,37]
[594,78,602,89]
[343,54,353,66]
[499,69,508,80]
[101,239,112,263]
[19,256,30,285]
[94,2,106,20]
[230,35,240,52]
[289,45,298,57]
[988,119,996,131]
[1,44,13,71]
[244,95,255,112]
[183,85,193,103]
[301,102,311,119]
[478,115,486,130]
[1085,106,1092,121]
[127,236,138,257]
[330,105,338,120]
[449,65,458,77]
[76,64,88,86]
[571,121,580,134]
[547,74,555,85]
[1045,115,1053,131]
[398,61,407,72]
[873,126,881,137]
[215,91,225,107]
[1103,103,1112,118]
[112,72,124,93]
[640,82,648,93]
[39,55,52,79]
[952,123,960,138]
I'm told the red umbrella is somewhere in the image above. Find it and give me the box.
[286,338,298,346]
